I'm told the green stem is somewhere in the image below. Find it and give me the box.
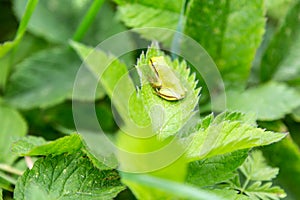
[0,164,23,176]
[0,171,17,185]
[72,0,105,42]
[15,0,39,42]
[241,176,251,193]
[4,0,39,91]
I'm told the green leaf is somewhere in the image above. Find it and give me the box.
[45,101,117,134]
[0,104,27,164]
[12,134,115,171]
[12,134,82,156]
[14,153,125,200]
[114,0,183,12]
[260,1,300,82]
[233,150,286,200]
[121,172,223,200]
[0,171,17,185]
[186,150,248,187]
[23,184,54,200]
[208,189,250,200]
[4,47,105,109]
[0,177,13,192]
[186,112,286,161]
[273,30,300,83]
[13,0,130,45]
[263,137,300,198]
[265,0,296,21]
[184,0,265,87]
[80,132,118,170]
[0,41,15,58]
[244,182,286,200]
[0,0,38,58]
[70,41,135,122]
[0,34,49,91]
[0,188,2,200]
[292,106,300,122]
[116,3,181,45]
[240,151,279,181]
[135,43,200,139]
[214,82,300,120]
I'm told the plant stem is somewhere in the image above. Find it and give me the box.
[72,0,105,42]
[4,0,39,90]
[15,0,39,41]
[0,164,23,176]
[0,171,17,185]
[241,176,251,193]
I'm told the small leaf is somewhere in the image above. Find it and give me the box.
[245,182,286,200]
[240,151,279,181]
[184,0,265,87]
[0,104,27,164]
[186,150,248,187]
[214,82,300,120]
[12,134,82,156]
[116,3,180,45]
[187,112,286,161]
[232,151,287,200]
[14,153,125,200]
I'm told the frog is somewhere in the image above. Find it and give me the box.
[148,56,186,101]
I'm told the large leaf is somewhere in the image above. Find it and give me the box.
[186,150,248,187]
[13,0,130,46]
[186,112,286,161]
[214,82,300,120]
[260,1,300,82]
[0,104,27,165]
[134,43,200,139]
[184,0,265,87]
[4,47,105,109]
[14,153,125,200]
